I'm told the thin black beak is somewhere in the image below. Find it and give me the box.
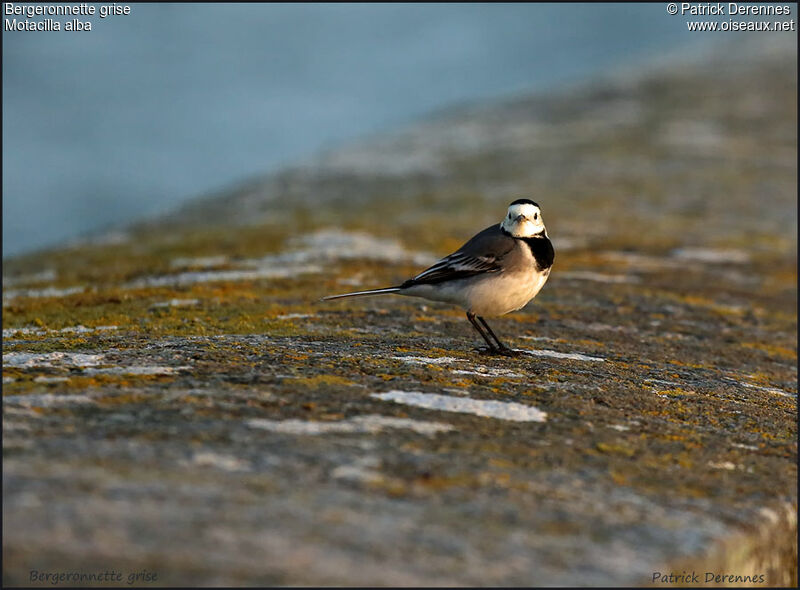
[514,215,526,223]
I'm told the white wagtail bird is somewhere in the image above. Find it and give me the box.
[323,199,554,356]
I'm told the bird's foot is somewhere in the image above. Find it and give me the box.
[497,346,522,357]
[476,346,521,357]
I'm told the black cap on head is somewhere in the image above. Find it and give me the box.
[509,198,539,208]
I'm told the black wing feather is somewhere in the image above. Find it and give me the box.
[401,224,515,287]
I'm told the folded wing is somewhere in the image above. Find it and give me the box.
[401,224,514,287]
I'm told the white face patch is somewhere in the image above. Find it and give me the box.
[501,202,545,237]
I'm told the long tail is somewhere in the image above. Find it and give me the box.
[321,286,402,301]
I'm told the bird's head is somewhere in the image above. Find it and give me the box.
[501,199,546,238]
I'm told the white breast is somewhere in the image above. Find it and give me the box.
[463,267,550,317]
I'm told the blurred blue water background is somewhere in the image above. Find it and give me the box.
[1,3,777,257]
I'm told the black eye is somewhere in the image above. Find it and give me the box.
[508,213,512,219]
[534,213,538,220]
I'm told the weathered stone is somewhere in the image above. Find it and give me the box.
[3,35,796,586]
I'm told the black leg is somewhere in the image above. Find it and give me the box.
[477,316,505,349]
[478,316,519,356]
[466,311,497,351]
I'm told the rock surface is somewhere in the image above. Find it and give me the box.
[3,35,796,586]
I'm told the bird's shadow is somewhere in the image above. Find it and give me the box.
[474,347,529,358]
